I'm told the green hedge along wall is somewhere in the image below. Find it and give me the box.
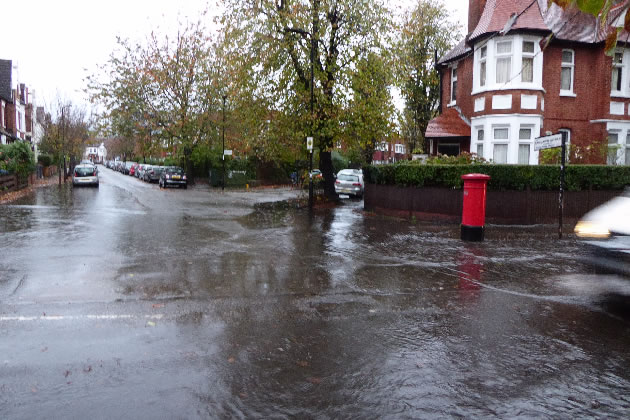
[364,164,630,191]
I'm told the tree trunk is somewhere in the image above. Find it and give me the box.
[319,150,337,199]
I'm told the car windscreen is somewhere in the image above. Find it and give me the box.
[338,174,358,182]
[166,168,184,175]
[75,167,95,177]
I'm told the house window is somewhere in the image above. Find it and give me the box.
[395,144,406,154]
[479,46,487,87]
[625,133,630,165]
[18,111,22,130]
[518,126,532,164]
[608,131,619,165]
[450,67,457,103]
[612,52,623,93]
[521,41,535,83]
[493,127,509,163]
[561,50,574,93]
[476,128,484,157]
[437,143,460,156]
[496,41,512,84]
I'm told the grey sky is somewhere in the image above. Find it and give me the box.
[1,0,466,111]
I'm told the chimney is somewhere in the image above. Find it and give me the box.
[468,0,488,34]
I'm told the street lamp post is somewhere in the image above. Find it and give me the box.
[222,95,227,192]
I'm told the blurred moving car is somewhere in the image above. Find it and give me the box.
[159,167,187,189]
[575,188,630,276]
[334,169,364,198]
[72,164,99,187]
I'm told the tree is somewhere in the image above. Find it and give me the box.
[39,99,90,184]
[395,0,460,154]
[220,0,393,198]
[87,16,219,178]
[345,51,395,165]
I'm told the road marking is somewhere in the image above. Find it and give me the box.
[0,314,164,322]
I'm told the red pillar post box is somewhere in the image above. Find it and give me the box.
[461,173,490,241]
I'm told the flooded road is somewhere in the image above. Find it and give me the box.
[1,166,630,418]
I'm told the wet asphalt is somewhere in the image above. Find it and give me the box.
[1,166,630,418]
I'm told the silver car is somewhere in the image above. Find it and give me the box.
[72,164,99,187]
[334,169,364,198]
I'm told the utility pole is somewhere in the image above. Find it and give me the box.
[222,95,227,192]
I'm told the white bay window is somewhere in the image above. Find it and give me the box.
[473,35,543,94]
[471,115,542,164]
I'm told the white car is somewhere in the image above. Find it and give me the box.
[575,188,630,276]
[72,164,99,187]
[334,169,364,198]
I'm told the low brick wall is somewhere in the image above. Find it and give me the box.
[364,184,621,225]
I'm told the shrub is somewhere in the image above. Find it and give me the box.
[37,153,53,167]
[0,141,35,178]
[364,163,630,191]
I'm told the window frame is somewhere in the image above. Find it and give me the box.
[450,65,458,104]
[607,130,620,165]
[495,40,513,84]
[611,50,624,95]
[521,40,535,83]
[560,49,575,96]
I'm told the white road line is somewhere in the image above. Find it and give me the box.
[0,314,164,322]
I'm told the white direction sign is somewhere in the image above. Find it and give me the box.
[534,133,563,151]
[306,136,313,151]
[223,149,233,156]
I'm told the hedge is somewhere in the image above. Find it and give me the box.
[364,163,630,191]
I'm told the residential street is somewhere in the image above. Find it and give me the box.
[1,167,630,418]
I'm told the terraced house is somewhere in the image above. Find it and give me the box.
[426,0,630,165]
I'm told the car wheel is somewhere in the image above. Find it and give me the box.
[183,185,187,189]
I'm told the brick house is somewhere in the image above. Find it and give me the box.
[0,59,31,146]
[426,0,630,165]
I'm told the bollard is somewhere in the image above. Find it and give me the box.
[461,173,490,242]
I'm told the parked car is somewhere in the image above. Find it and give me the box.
[123,161,135,175]
[575,188,630,277]
[129,163,140,177]
[334,169,364,198]
[159,167,187,189]
[72,164,99,187]
[138,164,151,180]
[144,166,164,183]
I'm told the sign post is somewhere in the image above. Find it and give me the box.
[534,132,567,239]
[307,137,313,209]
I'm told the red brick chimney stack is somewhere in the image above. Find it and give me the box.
[468,0,487,34]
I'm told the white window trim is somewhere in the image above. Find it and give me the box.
[604,121,630,164]
[472,34,544,95]
[471,114,542,164]
[560,49,576,96]
[611,49,629,98]
[448,63,458,107]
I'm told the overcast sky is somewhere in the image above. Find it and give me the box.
[0,0,467,111]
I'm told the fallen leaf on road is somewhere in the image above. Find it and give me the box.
[307,377,322,385]
[41,347,48,352]
[146,321,156,327]
[64,370,71,378]
[31,387,38,393]
[83,366,92,373]
[239,392,247,398]
[152,303,164,309]
[297,361,309,367]
[228,357,236,364]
